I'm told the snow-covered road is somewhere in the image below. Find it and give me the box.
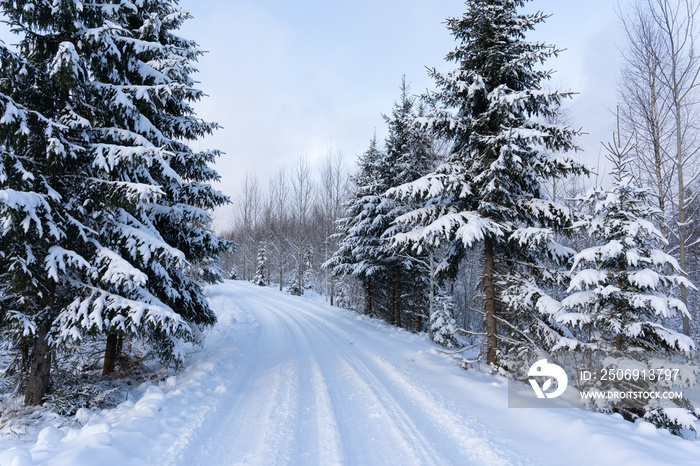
[166,281,700,465]
[173,282,512,465]
[4,280,700,465]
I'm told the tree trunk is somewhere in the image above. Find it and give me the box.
[649,66,667,239]
[484,236,498,366]
[279,251,284,291]
[675,97,690,335]
[25,325,52,406]
[102,333,119,376]
[266,258,271,286]
[116,335,124,356]
[364,283,373,316]
[297,251,303,296]
[392,272,402,328]
[429,250,435,340]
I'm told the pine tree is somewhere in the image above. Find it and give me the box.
[0,39,86,405]
[558,133,697,432]
[430,293,458,348]
[0,0,230,402]
[324,135,387,315]
[253,243,268,287]
[560,135,695,353]
[389,0,585,366]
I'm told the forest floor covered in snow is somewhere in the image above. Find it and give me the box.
[1,280,700,465]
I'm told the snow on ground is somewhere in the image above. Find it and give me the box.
[2,280,700,465]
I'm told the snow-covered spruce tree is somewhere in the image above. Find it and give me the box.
[324,135,386,316]
[253,243,267,287]
[389,0,585,366]
[380,77,439,330]
[302,245,314,291]
[560,137,694,353]
[559,133,697,433]
[0,0,230,402]
[0,40,88,405]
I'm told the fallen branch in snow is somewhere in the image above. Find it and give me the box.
[463,307,540,348]
[437,342,485,370]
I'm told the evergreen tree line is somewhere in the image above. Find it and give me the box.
[0,0,230,407]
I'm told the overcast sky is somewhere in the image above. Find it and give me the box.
[1,1,631,230]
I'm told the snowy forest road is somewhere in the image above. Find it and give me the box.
[164,281,700,466]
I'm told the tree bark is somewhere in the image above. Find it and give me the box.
[429,250,435,340]
[392,271,402,328]
[25,325,52,406]
[484,236,498,366]
[279,250,284,291]
[364,283,373,316]
[329,276,335,307]
[676,96,690,335]
[102,333,119,376]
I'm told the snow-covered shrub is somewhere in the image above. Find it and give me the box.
[287,283,301,296]
[253,244,268,287]
[41,343,122,416]
[45,373,117,417]
[333,284,353,309]
[430,295,458,348]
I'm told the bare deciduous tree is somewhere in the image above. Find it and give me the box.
[619,4,675,237]
[236,171,262,280]
[268,166,290,291]
[318,146,348,305]
[291,157,314,295]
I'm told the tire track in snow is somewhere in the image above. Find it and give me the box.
[307,357,344,465]
[171,290,304,466]
[228,292,439,465]
[189,290,347,466]
[259,299,345,465]
[173,282,519,465]
[271,305,441,465]
[288,305,516,464]
[216,299,301,465]
[242,289,514,465]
